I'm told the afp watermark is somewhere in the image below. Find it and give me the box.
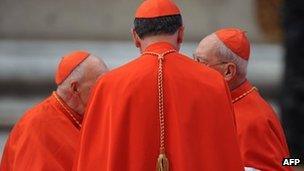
[282,158,301,166]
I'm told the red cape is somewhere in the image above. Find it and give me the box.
[0,93,82,171]
[75,42,244,171]
[232,81,292,171]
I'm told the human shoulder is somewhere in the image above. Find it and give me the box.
[171,52,229,97]
[10,96,57,136]
[99,56,144,79]
[238,97,279,134]
[175,52,226,82]
[95,54,158,89]
[241,91,277,119]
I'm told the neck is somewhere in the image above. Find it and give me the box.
[229,77,246,91]
[56,89,84,115]
[139,35,180,53]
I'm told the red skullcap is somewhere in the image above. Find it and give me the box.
[135,0,181,18]
[55,51,90,85]
[215,28,250,60]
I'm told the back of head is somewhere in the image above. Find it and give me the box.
[55,51,108,114]
[195,28,250,90]
[134,14,182,39]
[133,0,184,51]
[214,28,250,81]
[55,51,90,85]
[215,28,250,61]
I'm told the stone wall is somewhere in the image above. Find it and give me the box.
[0,0,263,41]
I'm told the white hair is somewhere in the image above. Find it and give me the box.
[212,33,248,79]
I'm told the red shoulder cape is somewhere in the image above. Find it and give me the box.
[75,42,244,171]
[232,81,292,171]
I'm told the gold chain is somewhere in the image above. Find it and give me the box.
[142,50,175,171]
[53,92,82,128]
[232,87,258,103]
[142,49,175,153]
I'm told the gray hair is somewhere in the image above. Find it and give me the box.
[212,33,248,79]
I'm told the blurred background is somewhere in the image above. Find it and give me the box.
[0,0,302,166]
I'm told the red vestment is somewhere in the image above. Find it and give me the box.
[75,42,244,171]
[0,92,82,171]
[232,80,292,171]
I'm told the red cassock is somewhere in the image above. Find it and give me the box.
[75,42,244,171]
[232,80,292,171]
[0,92,82,171]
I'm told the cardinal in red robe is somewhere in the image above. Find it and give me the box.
[0,51,108,171]
[195,28,292,171]
[74,1,244,170]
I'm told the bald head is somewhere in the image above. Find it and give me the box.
[194,33,248,90]
[57,54,108,115]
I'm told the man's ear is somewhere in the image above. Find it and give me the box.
[225,63,237,82]
[131,28,141,48]
[70,81,80,94]
[177,26,185,44]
